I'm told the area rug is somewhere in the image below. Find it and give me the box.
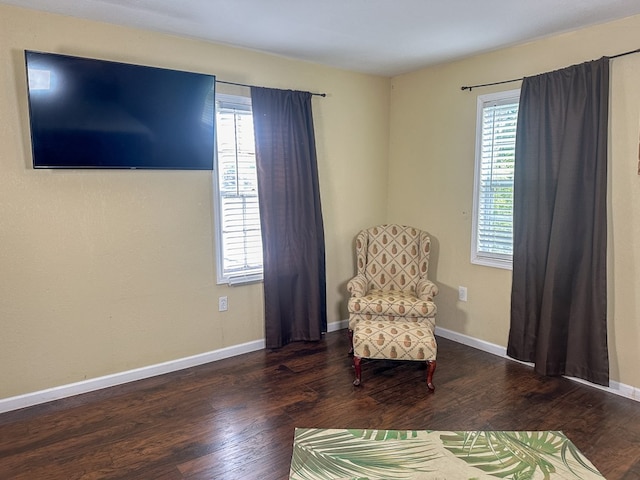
[289,428,605,479]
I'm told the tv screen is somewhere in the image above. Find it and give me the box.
[25,51,215,170]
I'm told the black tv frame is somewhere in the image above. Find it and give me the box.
[24,50,216,170]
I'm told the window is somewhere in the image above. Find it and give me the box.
[471,89,520,269]
[214,93,263,284]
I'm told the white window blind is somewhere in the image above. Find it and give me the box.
[471,89,520,269]
[215,94,263,284]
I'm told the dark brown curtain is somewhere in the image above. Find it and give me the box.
[251,87,327,349]
[507,58,610,386]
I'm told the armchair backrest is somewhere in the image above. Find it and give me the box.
[355,224,431,293]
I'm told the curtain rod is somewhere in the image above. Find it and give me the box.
[216,79,326,97]
[460,47,640,91]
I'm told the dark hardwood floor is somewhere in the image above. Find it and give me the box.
[1,330,639,479]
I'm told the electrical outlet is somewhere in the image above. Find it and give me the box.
[458,286,468,302]
[218,296,228,312]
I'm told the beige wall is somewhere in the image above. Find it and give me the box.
[388,15,640,389]
[0,4,390,398]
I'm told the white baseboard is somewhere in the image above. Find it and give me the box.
[0,338,265,414]
[327,319,349,332]
[0,319,349,414]
[435,326,640,403]
[2,321,635,414]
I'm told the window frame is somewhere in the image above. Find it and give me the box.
[471,88,520,270]
[214,93,263,285]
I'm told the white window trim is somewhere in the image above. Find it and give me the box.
[471,88,520,270]
[214,93,263,286]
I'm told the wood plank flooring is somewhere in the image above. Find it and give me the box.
[1,330,639,479]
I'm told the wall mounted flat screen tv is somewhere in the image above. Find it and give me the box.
[25,51,215,169]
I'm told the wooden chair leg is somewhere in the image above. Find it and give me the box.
[348,329,354,355]
[426,360,436,391]
[353,356,362,386]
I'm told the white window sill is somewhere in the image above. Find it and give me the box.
[471,255,512,270]
[220,273,264,286]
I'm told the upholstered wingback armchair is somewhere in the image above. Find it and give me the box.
[347,225,438,348]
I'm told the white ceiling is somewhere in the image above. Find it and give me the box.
[3,0,640,76]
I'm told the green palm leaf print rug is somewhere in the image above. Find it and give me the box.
[289,428,604,479]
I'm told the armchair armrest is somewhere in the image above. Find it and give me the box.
[347,274,368,297]
[416,278,439,301]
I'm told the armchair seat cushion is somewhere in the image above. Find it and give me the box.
[348,289,437,318]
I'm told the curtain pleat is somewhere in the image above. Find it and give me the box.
[251,87,327,349]
[508,58,610,386]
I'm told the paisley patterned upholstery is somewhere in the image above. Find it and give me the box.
[357,224,429,292]
[353,319,437,361]
[347,225,438,332]
[349,289,436,319]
